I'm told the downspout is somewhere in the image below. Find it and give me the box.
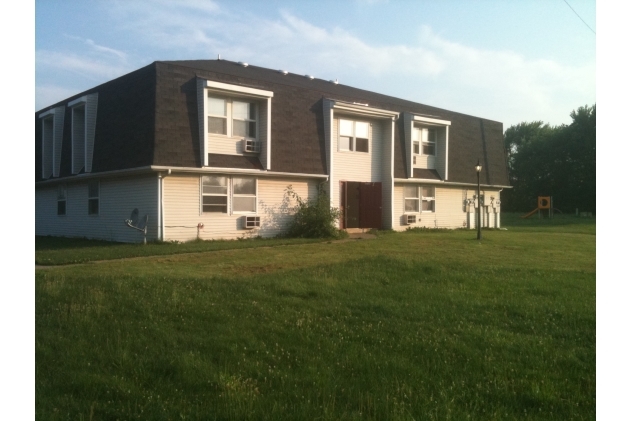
[158,169,171,241]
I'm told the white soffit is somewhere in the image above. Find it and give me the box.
[38,109,56,119]
[413,115,451,126]
[330,100,399,119]
[204,80,273,98]
[68,96,88,107]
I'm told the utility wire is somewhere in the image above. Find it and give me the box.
[562,0,596,35]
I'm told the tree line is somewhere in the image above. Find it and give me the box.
[501,105,596,214]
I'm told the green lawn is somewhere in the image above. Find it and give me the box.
[35,214,595,420]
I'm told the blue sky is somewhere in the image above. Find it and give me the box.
[35,0,596,129]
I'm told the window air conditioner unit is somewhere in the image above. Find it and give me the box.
[402,214,416,225]
[243,215,261,229]
[243,139,262,153]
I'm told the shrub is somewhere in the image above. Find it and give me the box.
[284,185,343,239]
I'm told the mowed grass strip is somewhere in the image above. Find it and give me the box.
[36,222,595,420]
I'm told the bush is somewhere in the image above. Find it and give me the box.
[284,185,343,239]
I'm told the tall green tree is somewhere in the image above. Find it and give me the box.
[502,105,596,214]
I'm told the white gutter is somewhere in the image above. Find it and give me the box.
[150,166,329,179]
[36,165,328,186]
[394,178,512,189]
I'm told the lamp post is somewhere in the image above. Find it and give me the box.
[476,159,482,240]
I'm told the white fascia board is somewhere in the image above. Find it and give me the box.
[331,101,399,119]
[204,80,273,98]
[394,178,512,189]
[151,166,329,179]
[68,96,88,107]
[413,115,451,126]
[38,109,56,119]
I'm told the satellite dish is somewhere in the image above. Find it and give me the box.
[125,208,149,244]
[129,208,139,227]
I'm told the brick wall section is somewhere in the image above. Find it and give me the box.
[35,64,156,181]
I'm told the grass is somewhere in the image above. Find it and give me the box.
[35,236,325,266]
[35,214,595,420]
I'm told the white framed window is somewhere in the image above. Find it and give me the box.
[42,116,54,178]
[207,94,257,139]
[404,185,435,213]
[339,119,369,153]
[68,93,98,173]
[201,176,257,214]
[202,176,228,213]
[88,180,99,215]
[413,127,436,156]
[421,186,435,212]
[404,185,419,213]
[57,184,67,216]
[232,177,257,214]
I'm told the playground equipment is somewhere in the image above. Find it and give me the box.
[522,196,553,219]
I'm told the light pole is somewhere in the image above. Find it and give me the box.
[476,159,482,240]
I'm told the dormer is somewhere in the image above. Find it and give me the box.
[197,79,274,170]
[403,113,450,180]
[38,106,65,179]
[67,93,99,173]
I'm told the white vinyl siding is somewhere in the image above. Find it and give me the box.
[35,175,159,243]
[163,174,318,241]
[393,184,497,230]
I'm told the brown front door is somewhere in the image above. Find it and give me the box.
[341,182,382,229]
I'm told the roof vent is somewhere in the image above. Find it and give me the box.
[279,70,288,75]
[306,75,314,80]
[330,79,339,84]
[238,62,249,67]
[217,54,221,60]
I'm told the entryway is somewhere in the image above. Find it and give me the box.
[340,182,382,229]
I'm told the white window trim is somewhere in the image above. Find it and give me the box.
[200,176,258,215]
[231,177,258,215]
[338,118,370,153]
[199,79,273,168]
[201,175,229,214]
[57,184,67,216]
[88,180,100,216]
[404,185,436,214]
[406,114,451,179]
[207,96,259,140]
[404,186,420,214]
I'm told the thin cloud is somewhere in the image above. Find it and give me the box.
[37,3,595,126]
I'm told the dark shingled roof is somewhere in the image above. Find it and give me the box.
[36,59,510,187]
[207,154,264,170]
[412,169,441,180]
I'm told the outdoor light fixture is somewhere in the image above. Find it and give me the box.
[476,159,482,240]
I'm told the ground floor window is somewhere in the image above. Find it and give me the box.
[88,181,99,215]
[202,176,257,214]
[404,185,435,213]
[57,184,66,216]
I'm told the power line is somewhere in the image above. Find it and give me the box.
[562,0,596,35]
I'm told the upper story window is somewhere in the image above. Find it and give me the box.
[198,79,273,169]
[208,96,257,139]
[202,176,257,214]
[38,106,65,179]
[339,119,369,153]
[413,127,436,156]
[68,93,98,174]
